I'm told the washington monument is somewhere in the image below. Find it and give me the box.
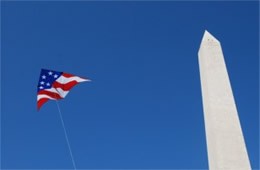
[198,30,251,170]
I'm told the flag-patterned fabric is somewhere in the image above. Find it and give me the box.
[37,69,90,110]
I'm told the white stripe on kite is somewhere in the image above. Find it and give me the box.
[37,94,56,101]
[56,76,90,84]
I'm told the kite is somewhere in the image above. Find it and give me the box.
[37,69,90,110]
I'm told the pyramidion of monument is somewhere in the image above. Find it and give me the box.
[200,30,220,47]
[198,30,251,170]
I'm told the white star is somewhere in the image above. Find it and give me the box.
[54,74,58,78]
[39,86,43,89]
[46,82,50,86]
[40,81,45,85]
[48,71,53,75]
[42,75,46,79]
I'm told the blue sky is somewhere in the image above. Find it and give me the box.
[1,1,259,169]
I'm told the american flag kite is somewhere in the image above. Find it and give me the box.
[37,69,90,110]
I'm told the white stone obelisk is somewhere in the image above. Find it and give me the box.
[198,30,251,170]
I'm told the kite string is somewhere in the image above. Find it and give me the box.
[55,99,77,170]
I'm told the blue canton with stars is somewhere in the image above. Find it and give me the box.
[37,69,63,92]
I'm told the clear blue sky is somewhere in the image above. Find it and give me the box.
[1,1,259,169]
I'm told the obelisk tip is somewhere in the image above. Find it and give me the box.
[201,30,220,45]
